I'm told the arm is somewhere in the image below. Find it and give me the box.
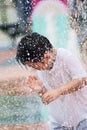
[58,77,87,95]
[42,77,87,104]
[42,49,87,104]
[59,49,87,95]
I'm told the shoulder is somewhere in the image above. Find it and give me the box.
[57,48,73,59]
[58,48,72,54]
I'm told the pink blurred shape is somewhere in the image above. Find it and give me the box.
[32,0,67,9]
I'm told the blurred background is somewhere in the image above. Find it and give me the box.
[0,0,87,79]
[0,0,87,129]
[0,0,32,80]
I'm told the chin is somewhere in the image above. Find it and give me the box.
[38,67,47,70]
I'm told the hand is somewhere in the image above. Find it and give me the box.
[42,89,61,104]
[27,75,43,93]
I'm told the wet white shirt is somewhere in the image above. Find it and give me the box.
[38,48,87,127]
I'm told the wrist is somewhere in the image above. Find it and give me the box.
[56,87,64,96]
[41,87,47,94]
[39,86,47,95]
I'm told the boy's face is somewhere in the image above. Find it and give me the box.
[25,51,55,70]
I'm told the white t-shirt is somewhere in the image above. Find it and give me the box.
[38,48,87,127]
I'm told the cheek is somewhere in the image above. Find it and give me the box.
[33,64,43,70]
[42,63,50,70]
[37,64,46,70]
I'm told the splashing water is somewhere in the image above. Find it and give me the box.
[0,0,49,128]
[32,0,69,48]
[0,0,87,129]
[0,95,48,125]
[69,0,87,71]
[31,0,87,128]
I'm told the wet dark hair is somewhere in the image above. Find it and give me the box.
[16,32,53,64]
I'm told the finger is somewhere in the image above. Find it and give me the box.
[42,97,53,105]
[28,75,38,80]
[27,78,33,83]
[42,93,50,100]
[28,76,36,80]
[33,76,38,80]
[28,76,34,79]
[47,97,54,103]
[43,96,52,103]
[42,99,48,105]
[28,77,37,84]
[42,95,50,102]
[26,80,32,86]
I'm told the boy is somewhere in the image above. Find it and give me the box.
[16,32,87,130]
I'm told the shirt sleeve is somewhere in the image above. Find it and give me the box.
[61,49,87,79]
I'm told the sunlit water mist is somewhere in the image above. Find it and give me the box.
[0,64,49,125]
[67,28,87,71]
[0,59,47,125]
[32,0,68,48]
[0,0,87,127]
[45,12,58,48]
[31,1,87,127]
[32,0,86,71]
[67,28,80,58]
[0,10,48,128]
[0,95,48,125]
